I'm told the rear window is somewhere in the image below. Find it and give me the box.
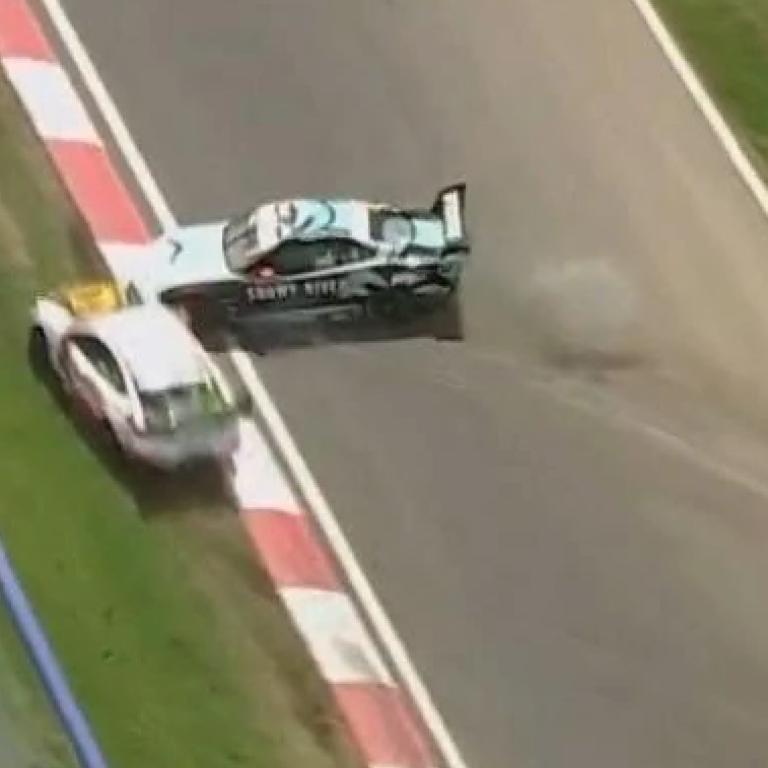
[369,210,445,252]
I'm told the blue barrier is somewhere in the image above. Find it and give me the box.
[0,538,109,768]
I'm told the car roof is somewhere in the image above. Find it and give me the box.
[254,198,372,251]
[254,198,451,253]
[86,304,208,393]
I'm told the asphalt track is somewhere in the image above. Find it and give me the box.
[44,1,768,766]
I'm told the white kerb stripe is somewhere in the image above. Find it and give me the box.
[281,587,394,686]
[4,59,100,144]
[230,419,301,512]
[96,242,163,300]
[98,242,154,275]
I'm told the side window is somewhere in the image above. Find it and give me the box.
[331,241,369,267]
[69,336,127,394]
[294,241,373,272]
[270,241,318,276]
[260,240,372,277]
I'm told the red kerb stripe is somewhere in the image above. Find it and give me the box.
[48,141,150,244]
[0,0,54,60]
[242,510,341,590]
[334,682,436,768]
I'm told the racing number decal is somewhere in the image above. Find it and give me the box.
[247,282,299,302]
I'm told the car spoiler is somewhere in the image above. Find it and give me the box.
[431,182,469,250]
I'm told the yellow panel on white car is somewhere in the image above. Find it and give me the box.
[59,280,124,317]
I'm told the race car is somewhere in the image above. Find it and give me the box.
[119,183,469,340]
[29,280,241,469]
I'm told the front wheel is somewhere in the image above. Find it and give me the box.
[27,326,60,388]
[430,291,464,341]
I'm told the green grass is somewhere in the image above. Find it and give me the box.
[653,0,768,171]
[0,76,356,768]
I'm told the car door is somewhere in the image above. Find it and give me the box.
[245,239,376,313]
[244,240,318,313]
[61,335,131,424]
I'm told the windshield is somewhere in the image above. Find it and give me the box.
[139,380,234,433]
[222,210,259,271]
[368,210,419,251]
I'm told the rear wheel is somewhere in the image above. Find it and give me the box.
[430,291,464,341]
[365,289,421,322]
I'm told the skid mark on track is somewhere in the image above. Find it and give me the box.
[479,347,768,503]
[337,336,768,503]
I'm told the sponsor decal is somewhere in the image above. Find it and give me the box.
[246,278,349,303]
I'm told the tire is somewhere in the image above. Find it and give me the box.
[431,292,464,341]
[100,419,124,457]
[365,289,420,322]
[27,326,58,386]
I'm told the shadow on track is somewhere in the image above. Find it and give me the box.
[197,296,465,355]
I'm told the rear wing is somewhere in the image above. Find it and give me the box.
[431,182,469,250]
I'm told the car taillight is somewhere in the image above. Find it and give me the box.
[250,264,275,280]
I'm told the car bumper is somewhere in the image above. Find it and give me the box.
[124,420,240,470]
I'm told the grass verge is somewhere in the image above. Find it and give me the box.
[652,0,768,175]
[0,607,76,766]
[0,72,356,768]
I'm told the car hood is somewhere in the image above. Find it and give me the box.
[118,221,236,301]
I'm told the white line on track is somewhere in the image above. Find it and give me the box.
[35,0,469,765]
[628,0,768,218]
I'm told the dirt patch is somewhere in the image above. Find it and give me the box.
[523,258,647,371]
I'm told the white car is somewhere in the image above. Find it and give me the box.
[30,281,241,469]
